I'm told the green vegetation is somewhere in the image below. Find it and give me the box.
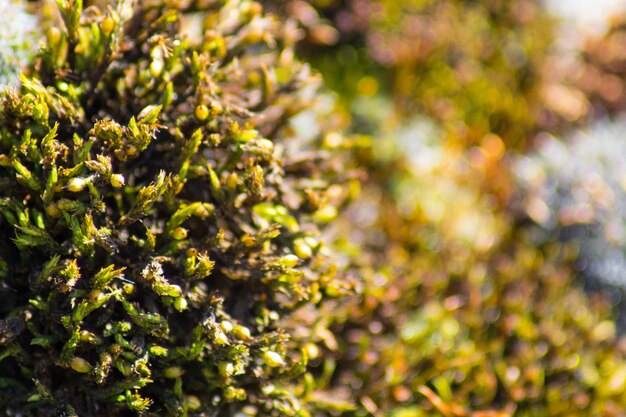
[318,133,626,416]
[273,1,626,415]
[276,0,558,148]
[3,1,626,417]
[0,1,352,415]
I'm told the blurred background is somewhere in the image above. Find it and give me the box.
[270,0,626,415]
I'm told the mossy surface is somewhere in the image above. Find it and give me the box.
[5,1,626,417]
[0,1,352,416]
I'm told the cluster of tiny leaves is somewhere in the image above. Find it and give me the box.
[0,1,351,416]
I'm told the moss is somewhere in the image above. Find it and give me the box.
[5,1,626,417]
[268,2,626,416]
[0,1,352,416]
[272,0,559,148]
[311,119,626,416]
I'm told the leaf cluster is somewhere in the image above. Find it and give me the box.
[0,1,353,416]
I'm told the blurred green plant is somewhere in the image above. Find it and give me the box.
[314,120,626,416]
[267,2,626,416]
[272,0,560,148]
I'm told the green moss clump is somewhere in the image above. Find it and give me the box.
[0,1,352,416]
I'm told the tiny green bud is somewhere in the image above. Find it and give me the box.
[242,2,263,18]
[126,145,138,157]
[88,290,102,302]
[278,254,299,268]
[313,205,338,223]
[80,330,99,344]
[118,321,132,332]
[150,59,164,77]
[326,282,343,298]
[210,102,223,115]
[46,27,62,46]
[57,81,69,92]
[70,357,91,373]
[67,177,87,192]
[164,284,182,297]
[262,350,284,368]
[46,203,60,218]
[241,235,256,248]
[233,325,252,341]
[293,238,312,260]
[223,386,238,400]
[237,129,258,142]
[27,394,42,403]
[195,104,210,121]
[218,362,234,377]
[109,343,123,355]
[185,395,201,411]
[220,320,234,333]
[172,227,188,240]
[214,329,229,346]
[194,203,214,218]
[304,342,320,360]
[257,138,274,153]
[123,283,135,295]
[101,16,115,36]
[110,174,125,188]
[164,366,184,379]
[223,386,246,401]
[226,173,239,190]
[148,345,168,356]
[304,236,319,248]
[173,296,188,312]
[244,25,264,44]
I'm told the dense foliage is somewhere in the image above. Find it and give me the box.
[4,1,626,417]
[0,1,353,416]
